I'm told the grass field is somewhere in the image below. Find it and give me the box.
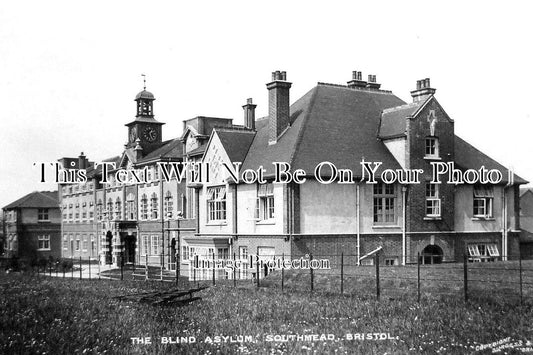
[1,270,533,354]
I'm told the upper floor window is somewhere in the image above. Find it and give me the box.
[373,183,396,225]
[473,185,494,218]
[425,137,439,158]
[115,197,122,220]
[126,193,136,220]
[140,194,148,220]
[164,191,173,219]
[425,183,441,217]
[107,198,113,220]
[150,193,159,220]
[255,183,275,221]
[96,200,103,221]
[37,209,49,222]
[207,186,226,222]
[37,235,50,250]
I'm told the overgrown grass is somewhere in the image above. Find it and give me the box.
[1,272,533,354]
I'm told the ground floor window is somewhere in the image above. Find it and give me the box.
[385,257,397,266]
[420,245,443,264]
[467,243,499,262]
[37,235,50,250]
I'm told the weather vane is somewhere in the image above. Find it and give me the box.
[141,73,146,90]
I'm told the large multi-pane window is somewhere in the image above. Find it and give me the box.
[255,183,274,221]
[373,183,396,224]
[107,198,113,220]
[473,185,494,218]
[150,193,159,220]
[151,235,160,255]
[207,186,226,222]
[425,183,441,217]
[140,194,148,220]
[467,243,499,262]
[141,235,150,256]
[96,200,103,221]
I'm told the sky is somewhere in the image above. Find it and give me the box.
[0,0,532,208]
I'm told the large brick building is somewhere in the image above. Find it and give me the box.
[186,70,527,279]
[2,191,61,260]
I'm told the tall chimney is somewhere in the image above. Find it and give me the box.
[242,98,257,130]
[267,70,292,144]
[78,152,87,169]
[366,74,381,90]
[411,77,436,102]
[347,71,367,88]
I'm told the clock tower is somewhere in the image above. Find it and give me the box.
[125,86,165,156]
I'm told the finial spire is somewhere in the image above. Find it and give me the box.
[141,73,146,90]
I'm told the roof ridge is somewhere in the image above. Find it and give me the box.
[317,82,393,94]
[382,101,420,113]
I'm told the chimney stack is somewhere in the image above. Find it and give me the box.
[347,71,367,88]
[411,78,436,102]
[366,74,381,90]
[267,70,292,144]
[242,98,257,130]
[78,152,87,169]
[134,139,143,161]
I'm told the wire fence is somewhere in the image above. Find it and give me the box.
[2,252,532,304]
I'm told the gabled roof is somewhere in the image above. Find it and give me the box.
[455,136,527,184]
[242,83,406,177]
[4,191,59,210]
[86,155,121,178]
[521,187,533,197]
[215,129,256,164]
[136,138,183,164]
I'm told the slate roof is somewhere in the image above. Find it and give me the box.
[378,101,425,138]
[454,136,527,184]
[137,138,183,164]
[242,83,406,177]
[520,187,533,197]
[216,129,256,164]
[4,191,59,210]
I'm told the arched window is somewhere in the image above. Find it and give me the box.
[96,199,103,221]
[115,197,122,220]
[150,193,159,219]
[421,245,443,264]
[140,194,148,220]
[164,191,173,219]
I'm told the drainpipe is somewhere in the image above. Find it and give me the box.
[502,168,514,261]
[356,183,360,266]
[402,185,407,265]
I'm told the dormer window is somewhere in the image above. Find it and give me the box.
[425,137,439,158]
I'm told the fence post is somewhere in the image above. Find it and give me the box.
[49,262,52,276]
[281,253,285,292]
[160,254,163,282]
[56,261,59,277]
[71,257,74,279]
[463,253,468,303]
[79,256,82,280]
[256,256,260,288]
[519,252,523,306]
[233,252,236,288]
[310,254,314,292]
[375,253,380,300]
[121,254,124,281]
[88,258,91,280]
[145,254,148,281]
[212,252,216,286]
[176,257,179,286]
[63,261,65,278]
[417,252,421,303]
[340,253,344,295]
[98,255,101,280]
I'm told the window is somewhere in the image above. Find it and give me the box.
[91,235,96,255]
[425,183,441,217]
[63,235,68,250]
[126,193,136,220]
[82,235,88,251]
[140,194,148,220]
[75,236,80,251]
[425,137,439,158]
[256,183,275,221]
[141,235,150,256]
[150,193,159,220]
[151,235,160,255]
[37,209,49,221]
[96,200,103,221]
[164,191,173,218]
[107,198,113,220]
[182,245,189,261]
[115,197,122,220]
[373,183,396,224]
[217,248,229,260]
[473,185,494,218]
[38,235,50,250]
[385,258,397,266]
[207,186,226,222]
[467,243,499,262]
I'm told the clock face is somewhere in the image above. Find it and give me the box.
[143,127,157,142]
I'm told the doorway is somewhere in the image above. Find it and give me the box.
[421,245,443,264]
[124,234,136,264]
[105,231,113,265]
